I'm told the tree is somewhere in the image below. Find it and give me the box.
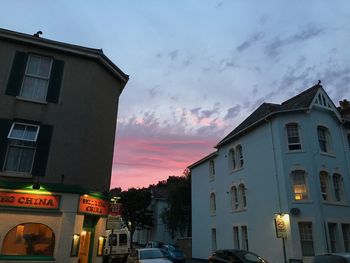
[118,188,153,249]
[161,172,191,238]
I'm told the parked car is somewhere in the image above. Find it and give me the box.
[312,253,350,263]
[145,241,164,248]
[160,244,186,263]
[127,248,172,263]
[209,249,268,263]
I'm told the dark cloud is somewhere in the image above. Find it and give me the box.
[224,105,242,120]
[236,32,265,52]
[265,24,325,59]
[190,104,220,120]
[168,50,179,61]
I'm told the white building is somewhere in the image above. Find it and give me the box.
[189,83,350,263]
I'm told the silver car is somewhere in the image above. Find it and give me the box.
[128,248,172,263]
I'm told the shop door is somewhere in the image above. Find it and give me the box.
[78,230,92,263]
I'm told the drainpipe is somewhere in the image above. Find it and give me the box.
[267,118,287,263]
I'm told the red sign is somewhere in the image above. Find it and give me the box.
[78,195,109,216]
[110,203,122,216]
[0,191,60,209]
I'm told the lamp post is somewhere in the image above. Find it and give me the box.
[274,213,289,263]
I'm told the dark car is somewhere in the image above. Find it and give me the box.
[312,254,350,263]
[160,244,186,263]
[209,249,268,263]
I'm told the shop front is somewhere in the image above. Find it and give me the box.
[0,184,109,263]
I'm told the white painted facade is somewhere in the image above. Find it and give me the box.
[190,86,350,263]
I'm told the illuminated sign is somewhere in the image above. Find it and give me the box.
[110,203,122,216]
[78,195,109,216]
[274,214,289,238]
[0,191,60,209]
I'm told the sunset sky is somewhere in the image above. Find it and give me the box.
[1,1,349,190]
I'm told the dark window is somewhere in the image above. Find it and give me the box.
[286,123,302,150]
[298,222,314,256]
[119,233,127,245]
[0,120,52,177]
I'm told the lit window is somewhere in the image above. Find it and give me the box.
[291,170,308,201]
[1,223,55,256]
[298,222,314,256]
[319,172,330,201]
[20,55,53,101]
[4,122,40,173]
[333,174,344,202]
[317,126,332,153]
[286,123,302,150]
[210,193,216,214]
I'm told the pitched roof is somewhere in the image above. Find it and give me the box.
[216,84,321,147]
[0,28,129,87]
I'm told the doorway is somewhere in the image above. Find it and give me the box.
[78,216,99,263]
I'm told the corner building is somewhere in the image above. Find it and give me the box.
[189,84,350,263]
[0,28,128,263]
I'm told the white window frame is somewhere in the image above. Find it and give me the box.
[228,148,236,170]
[19,54,53,102]
[291,170,309,201]
[210,192,216,215]
[328,223,338,253]
[333,174,345,203]
[230,186,239,210]
[317,126,332,153]
[236,145,244,168]
[319,171,331,201]
[342,224,350,252]
[239,184,247,209]
[298,222,315,256]
[233,226,240,249]
[286,123,302,151]
[3,122,40,174]
[241,226,249,250]
[209,160,215,181]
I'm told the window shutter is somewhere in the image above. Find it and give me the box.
[32,125,53,176]
[46,59,64,103]
[6,51,28,96]
[0,119,12,171]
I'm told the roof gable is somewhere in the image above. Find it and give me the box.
[216,83,340,147]
[311,88,342,120]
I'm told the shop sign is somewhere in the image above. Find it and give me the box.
[78,195,109,216]
[0,191,60,209]
[110,203,122,216]
[106,215,121,230]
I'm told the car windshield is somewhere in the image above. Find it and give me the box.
[236,251,267,263]
[140,249,164,260]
